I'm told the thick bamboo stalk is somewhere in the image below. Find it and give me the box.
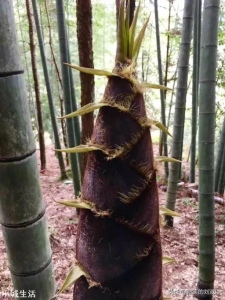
[165,0,195,227]
[0,1,56,298]
[31,0,67,180]
[189,189,225,205]
[16,0,38,132]
[195,0,220,297]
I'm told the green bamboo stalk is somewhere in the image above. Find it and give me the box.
[154,0,168,178]
[217,144,225,195]
[165,0,195,227]
[55,0,81,195]
[65,0,81,149]
[197,0,202,91]
[67,47,82,177]
[16,0,38,132]
[26,0,46,171]
[215,116,225,191]
[195,0,220,297]
[31,0,67,180]
[190,0,201,183]
[0,1,56,299]
[67,48,81,148]
[167,65,178,128]
[67,46,81,178]
[163,0,172,93]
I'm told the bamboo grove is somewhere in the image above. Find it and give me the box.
[0,0,224,300]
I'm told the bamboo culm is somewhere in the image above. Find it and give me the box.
[55,0,81,195]
[165,0,195,227]
[196,0,220,297]
[154,0,168,178]
[0,1,56,298]
[31,0,67,180]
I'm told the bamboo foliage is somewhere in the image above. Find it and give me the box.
[31,0,67,179]
[196,0,220,297]
[165,0,195,227]
[0,1,55,299]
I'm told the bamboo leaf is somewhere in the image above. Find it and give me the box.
[159,206,180,217]
[57,200,92,210]
[150,119,172,137]
[116,0,127,62]
[162,256,176,265]
[143,82,171,90]
[133,16,150,61]
[129,2,140,59]
[59,102,111,119]
[57,265,86,295]
[155,156,182,163]
[56,145,101,153]
[64,63,118,77]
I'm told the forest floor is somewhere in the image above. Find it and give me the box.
[0,144,225,300]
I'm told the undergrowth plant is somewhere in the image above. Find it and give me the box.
[56,1,178,299]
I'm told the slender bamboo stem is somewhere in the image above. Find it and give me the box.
[165,0,195,227]
[190,0,201,183]
[44,0,68,165]
[55,0,81,194]
[217,144,225,195]
[31,0,67,180]
[154,0,168,178]
[44,0,63,90]
[164,0,172,95]
[26,0,46,171]
[167,66,178,129]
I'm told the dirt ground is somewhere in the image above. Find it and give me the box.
[0,145,225,299]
